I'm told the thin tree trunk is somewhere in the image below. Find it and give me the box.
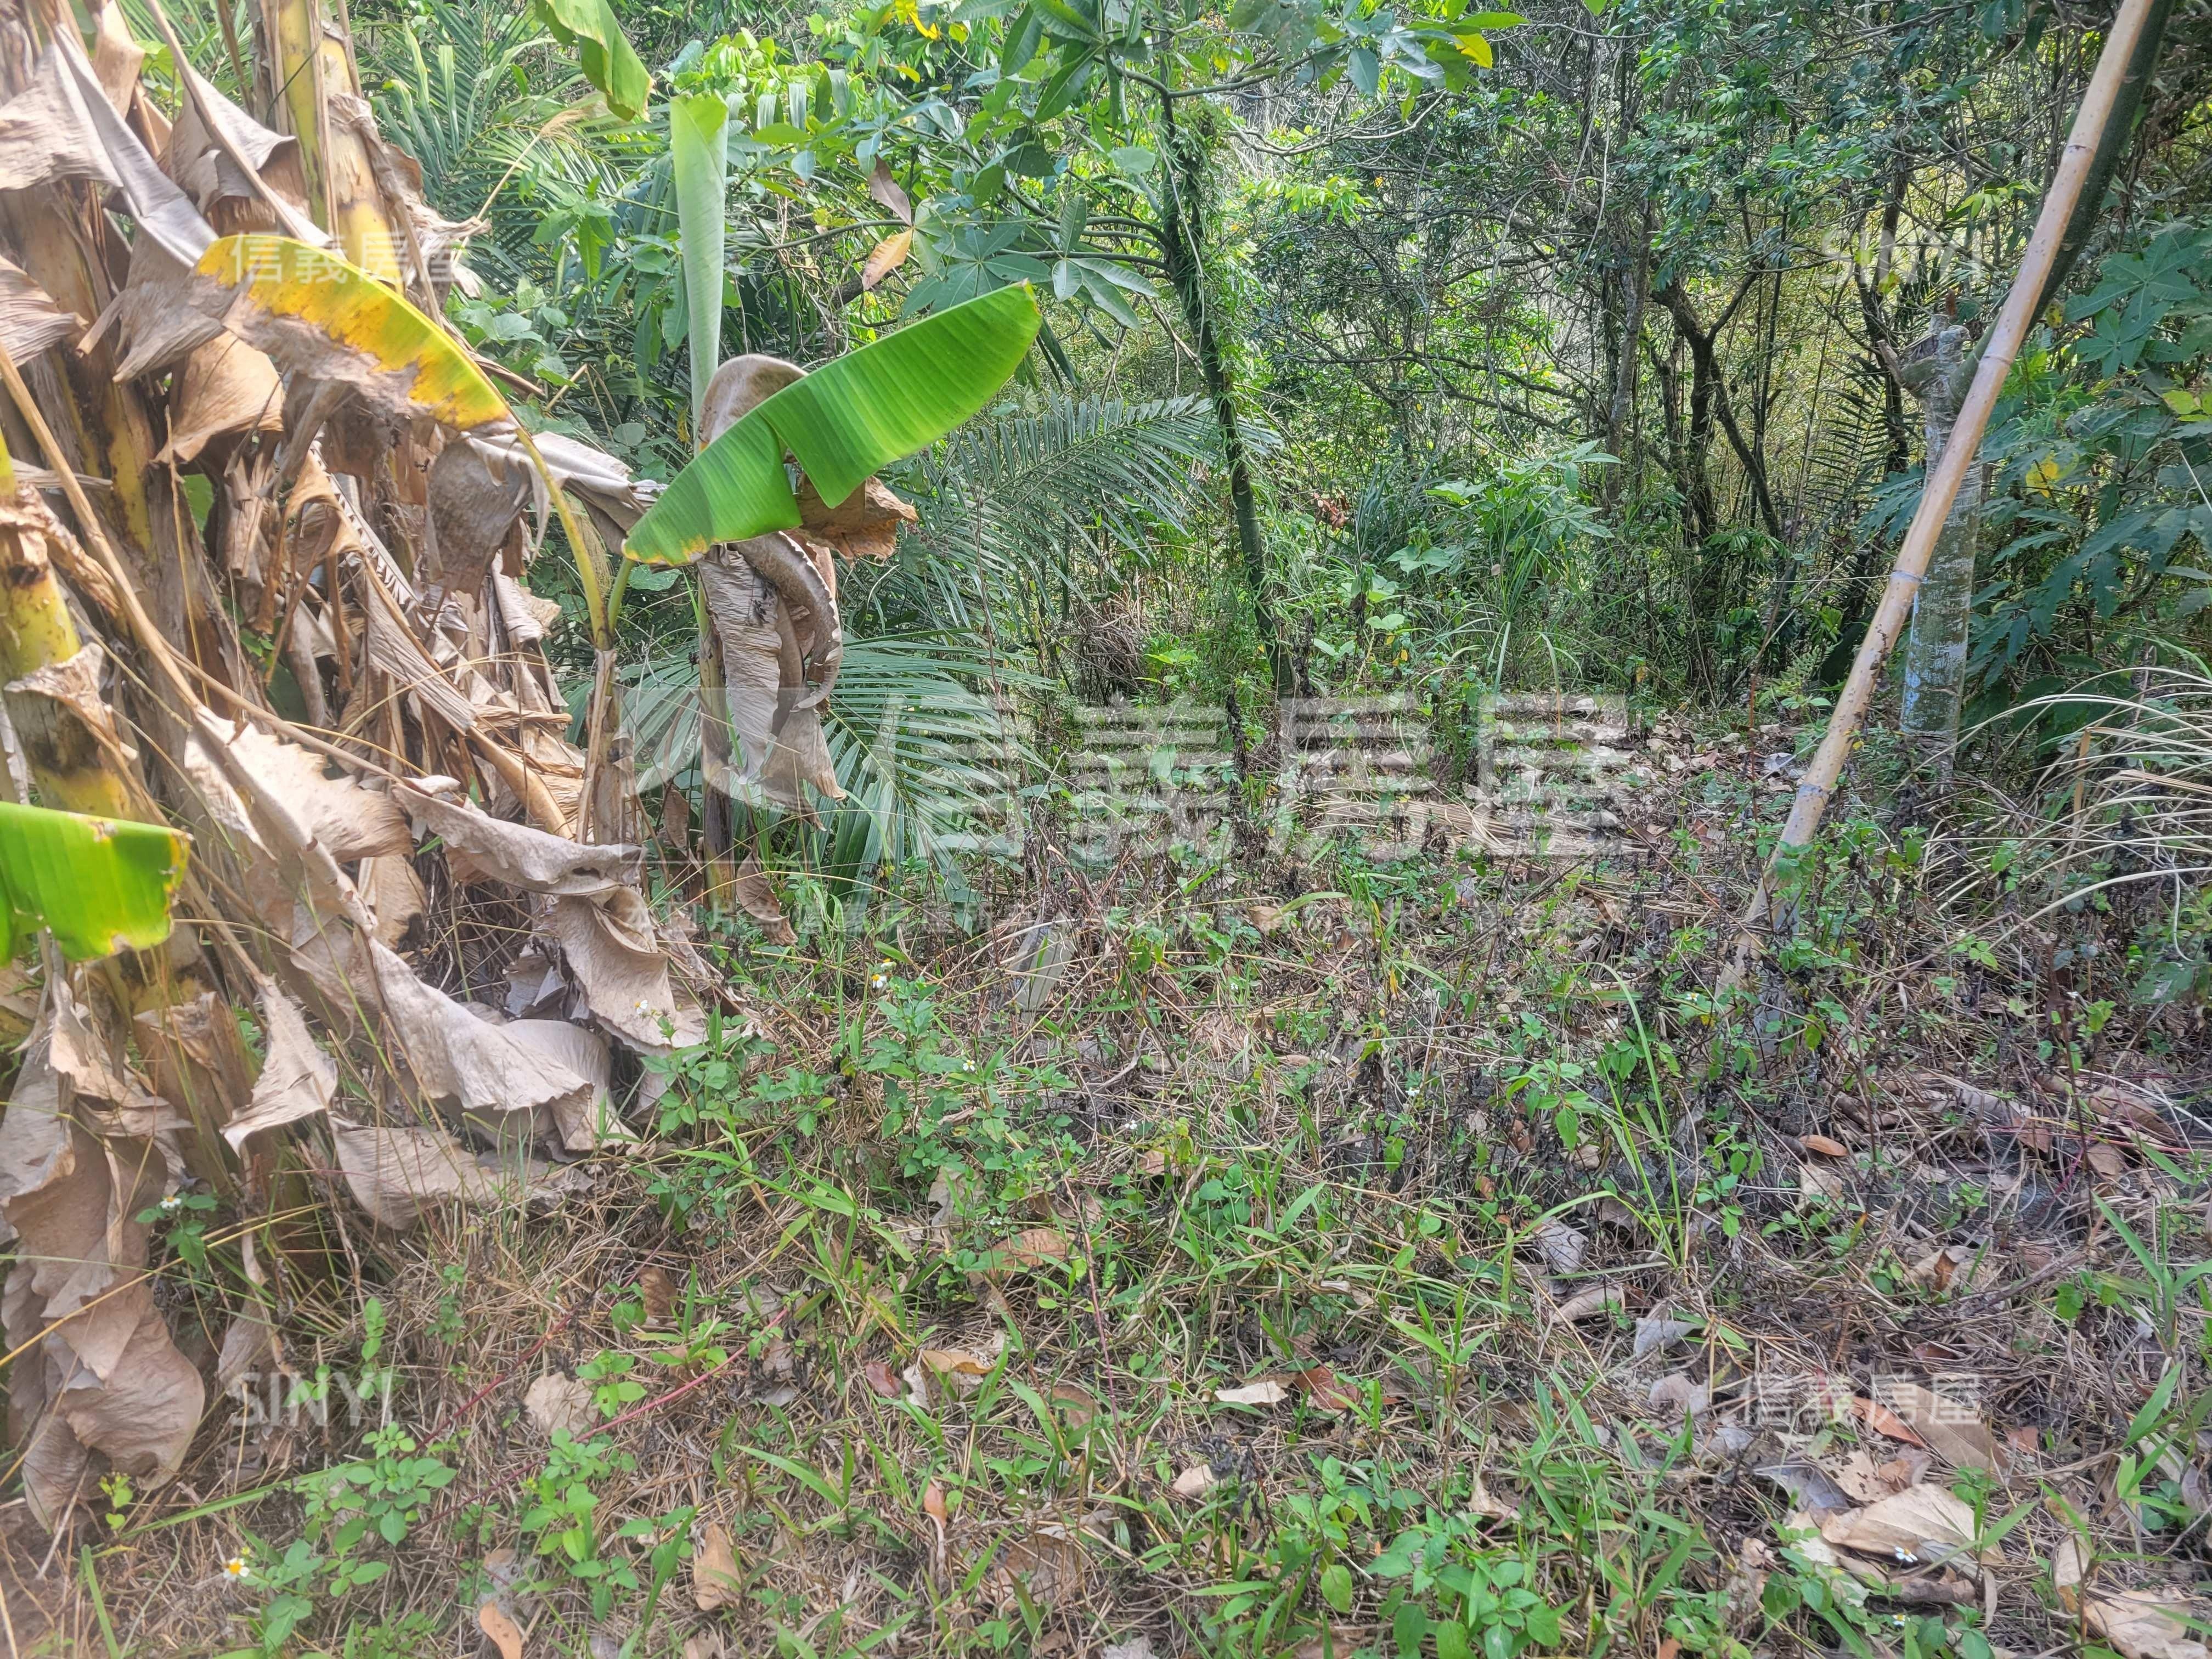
[1156,71,1292,694]
[1605,226,1650,498]
[258,0,402,279]
[1658,279,1785,540]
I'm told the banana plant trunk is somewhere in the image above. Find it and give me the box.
[0,470,140,821]
[257,0,403,280]
[1896,325,1982,778]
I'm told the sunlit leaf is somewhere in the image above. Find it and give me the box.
[195,236,511,430]
[624,284,1042,566]
[0,802,187,961]
[862,228,916,290]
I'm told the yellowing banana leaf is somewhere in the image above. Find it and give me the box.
[623,284,1042,567]
[193,235,512,431]
[0,801,187,961]
[533,0,651,121]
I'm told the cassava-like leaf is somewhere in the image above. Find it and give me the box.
[623,284,1041,566]
[194,235,511,430]
[0,802,187,961]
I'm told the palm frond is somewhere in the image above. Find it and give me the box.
[621,635,1037,895]
[817,638,1042,891]
[364,0,607,251]
[861,394,1216,635]
[1799,358,1896,533]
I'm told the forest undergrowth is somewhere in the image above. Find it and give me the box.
[10,707,2206,1659]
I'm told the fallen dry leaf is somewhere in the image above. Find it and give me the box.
[923,1481,950,1523]
[1876,1380,2004,1472]
[1103,1639,1158,1659]
[478,1601,525,1659]
[1470,1471,1520,1522]
[862,1359,905,1400]
[1216,1378,1291,1407]
[1851,1394,1927,1448]
[1801,1133,1849,1156]
[1820,1485,1985,1568]
[1592,1195,1642,1232]
[2053,1537,2089,1610]
[979,1227,1070,1274]
[1137,1148,1167,1177]
[1799,1163,1848,1205]
[1172,1462,1218,1499]
[1049,1383,1098,1426]
[1297,1365,1363,1412]
[1634,1314,1696,1358]
[1762,1460,1854,1516]
[919,1331,1007,1393]
[1532,1219,1588,1274]
[639,1265,676,1324]
[1649,1371,1710,1420]
[1835,1447,1926,1501]
[693,1521,741,1611]
[1554,1282,1624,1323]
[2083,1585,2209,1659]
[1902,1244,1988,1294]
[523,1372,596,1440]
[989,1526,1087,1609]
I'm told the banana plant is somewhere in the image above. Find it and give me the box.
[670,91,730,440]
[620,283,1038,907]
[622,283,1043,566]
[189,234,614,647]
[0,802,187,961]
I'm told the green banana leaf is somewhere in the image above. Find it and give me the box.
[623,284,1043,567]
[196,236,512,431]
[671,92,731,440]
[533,0,651,120]
[0,802,187,961]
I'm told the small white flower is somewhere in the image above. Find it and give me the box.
[961,1058,975,1074]
[634,998,655,1018]
[870,972,887,989]
[159,1193,184,1216]
[223,1550,250,1579]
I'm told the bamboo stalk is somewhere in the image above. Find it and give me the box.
[1724,0,2159,983]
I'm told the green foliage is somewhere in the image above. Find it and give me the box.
[0,800,188,961]
[223,1427,455,1656]
[530,0,650,119]
[670,89,730,435]
[622,284,1043,565]
[512,1430,693,1620]
[1958,223,2212,724]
